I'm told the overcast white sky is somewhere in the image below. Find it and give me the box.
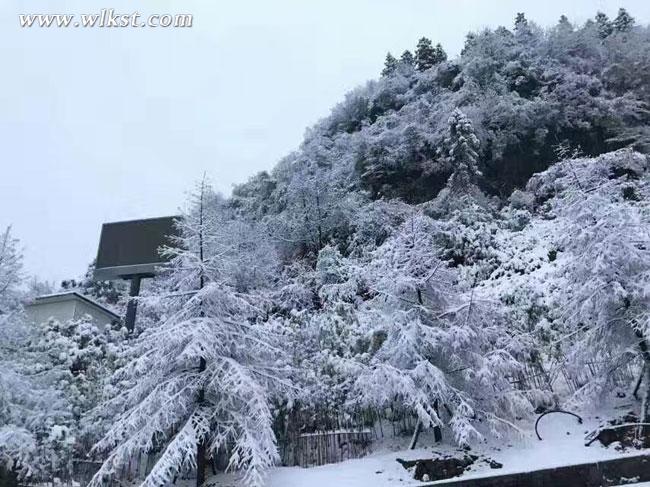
[1,0,649,284]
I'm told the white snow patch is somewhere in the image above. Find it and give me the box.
[196,407,650,487]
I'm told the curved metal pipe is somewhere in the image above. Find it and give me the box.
[535,409,583,440]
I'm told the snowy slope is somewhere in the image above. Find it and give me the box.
[194,406,649,487]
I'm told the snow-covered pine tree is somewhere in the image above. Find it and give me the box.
[613,8,635,33]
[514,12,528,29]
[595,11,613,39]
[557,14,573,34]
[399,49,415,67]
[89,180,284,487]
[351,214,530,446]
[381,52,398,77]
[432,43,447,65]
[442,108,481,197]
[414,37,436,71]
[428,108,485,224]
[514,12,529,35]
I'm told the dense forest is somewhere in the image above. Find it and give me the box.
[2,8,650,487]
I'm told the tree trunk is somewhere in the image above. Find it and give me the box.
[640,358,650,424]
[196,358,207,487]
[635,329,650,441]
[639,362,650,445]
[196,439,207,487]
[433,400,442,442]
[0,466,19,487]
[409,400,442,450]
[196,178,208,487]
[409,420,422,450]
[634,363,646,400]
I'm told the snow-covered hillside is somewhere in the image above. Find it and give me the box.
[2,8,650,487]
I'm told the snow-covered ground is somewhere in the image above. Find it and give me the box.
[197,403,649,487]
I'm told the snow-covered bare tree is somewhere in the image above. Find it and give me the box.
[539,150,650,426]
[0,227,22,315]
[350,214,531,446]
[0,228,71,482]
[89,180,285,487]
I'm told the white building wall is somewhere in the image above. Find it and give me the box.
[73,299,119,327]
[24,300,76,325]
[24,296,119,327]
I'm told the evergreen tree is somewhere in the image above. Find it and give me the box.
[514,12,528,31]
[613,7,635,33]
[381,52,398,77]
[442,109,481,196]
[557,14,573,34]
[461,32,477,56]
[415,37,436,71]
[432,43,447,64]
[514,12,535,42]
[595,11,613,38]
[399,49,415,69]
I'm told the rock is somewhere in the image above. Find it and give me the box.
[588,412,650,449]
[396,454,478,482]
[488,460,503,469]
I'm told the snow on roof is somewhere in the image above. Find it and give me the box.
[31,291,121,320]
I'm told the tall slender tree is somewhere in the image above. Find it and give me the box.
[613,8,635,33]
[400,49,415,67]
[381,52,398,77]
[514,12,528,31]
[0,227,22,315]
[595,11,613,38]
[415,37,436,71]
[90,180,284,487]
[442,109,481,196]
[432,43,447,64]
